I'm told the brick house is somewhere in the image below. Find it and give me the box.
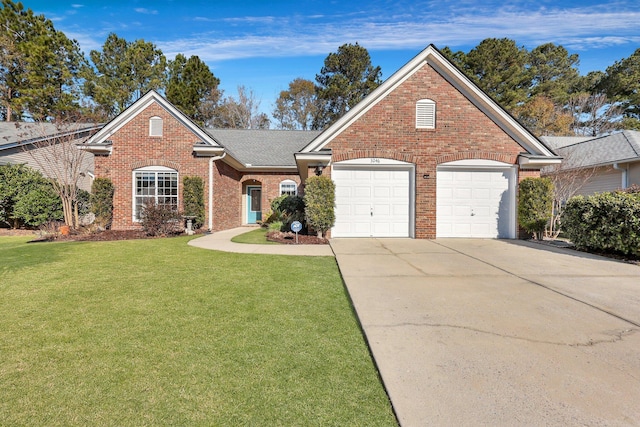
[79,44,560,238]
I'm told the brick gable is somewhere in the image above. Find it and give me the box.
[326,63,525,238]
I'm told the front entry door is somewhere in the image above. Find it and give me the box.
[247,186,262,224]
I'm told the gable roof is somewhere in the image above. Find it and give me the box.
[206,129,320,168]
[544,131,640,170]
[300,44,557,160]
[84,90,220,148]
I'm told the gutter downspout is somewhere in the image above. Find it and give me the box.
[613,163,628,189]
[208,153,226,231]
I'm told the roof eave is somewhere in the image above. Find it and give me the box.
[518,154,563,169]
[295,151,332,180]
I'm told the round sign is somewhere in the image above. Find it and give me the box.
[291,221,302,233]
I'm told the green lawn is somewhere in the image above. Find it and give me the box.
[0,236,396,426]
[230,227,278,244]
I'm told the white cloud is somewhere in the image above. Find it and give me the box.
[134,8,158,15]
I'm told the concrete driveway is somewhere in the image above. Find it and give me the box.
[330,238,640,426]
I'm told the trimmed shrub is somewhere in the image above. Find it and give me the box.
[561,191,640,256]
[13,185,63,227]
[518,177,553,239]
[183,176,205,229]
[140,201,183,237]
[90,178,114,229]
[303,175,335,238]
[0,164,61,228]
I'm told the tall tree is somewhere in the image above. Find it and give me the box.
[0,0,85,121]
[166,54,220,125]
[599,48,640,130]
[272,78,317,130]
[567,92,623,136]
[514,95,573,136]
[207,85,269,129]
[313,43,382,129]
[528,43,580,104]
[83,33,166,118]
[462,38,531,110]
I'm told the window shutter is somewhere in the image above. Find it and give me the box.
[416,100,436,129]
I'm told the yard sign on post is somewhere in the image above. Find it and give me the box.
[291,221,302,244]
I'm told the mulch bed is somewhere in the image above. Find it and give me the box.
[266,231,328,245]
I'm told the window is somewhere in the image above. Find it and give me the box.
[416,99,436,129]
[149,116,163,136]
[133,166,178,220]
[280,180,297,196]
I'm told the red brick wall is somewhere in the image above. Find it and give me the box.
[94,103,212,230]
[93,102,302,231]
[325,64,527,239]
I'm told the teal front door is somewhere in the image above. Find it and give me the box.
[247,186,262,223]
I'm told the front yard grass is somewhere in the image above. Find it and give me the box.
[0,236,396,426]
[230,227,277,244]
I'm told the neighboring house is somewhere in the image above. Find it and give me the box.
[542,131,640,196]
[78,45,561,239]
[0,122,100,191]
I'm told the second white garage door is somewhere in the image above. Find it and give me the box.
[332,161,413,238]
[437,160,516,238]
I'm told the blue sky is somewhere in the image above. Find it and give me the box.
[27,0,640,120]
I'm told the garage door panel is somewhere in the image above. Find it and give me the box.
[437,167,514,238]
[333,165,412,238]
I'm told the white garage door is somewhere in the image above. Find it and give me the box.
[437,161,516,238]
[333,161,413,237]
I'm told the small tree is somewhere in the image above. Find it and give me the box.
[182,176,204,229]
[19,121,96,228]
[90,177,114,229]
[303,175,335,238]
[518,177,553,240]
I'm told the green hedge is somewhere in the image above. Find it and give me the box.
[561,190,640,256]
[303,175,335,238]
[182,176,205,229]
[518,177,553,239]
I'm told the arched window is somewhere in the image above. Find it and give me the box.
[279,180,297,196]
[416,99,436,129]
[132,166,178,221]
[149,116,163,136]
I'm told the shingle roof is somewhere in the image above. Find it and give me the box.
[206,129,321,167]
[0,122,100,150]
[540,135,593,150]
[545,131,640,169]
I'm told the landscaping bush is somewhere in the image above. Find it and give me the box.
[264,194,306,232]
[140,201,183,237]
[90,178,114,229]
[0,164,62,228]
[183,176,205,229]
[518,177,553,239]
[561,191,640,256]
[13,185,63,227]
[303,175,335,238]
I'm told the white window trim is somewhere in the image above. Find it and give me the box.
[149,116,163,137]
[279,179,298,196]
[132,166,178,222]
[416,99,436,129]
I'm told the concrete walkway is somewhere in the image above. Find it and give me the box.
[332,238,640,426]
[187,227,334,256]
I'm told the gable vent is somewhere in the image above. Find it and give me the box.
[149,116,163,137]
[416,99,436,129]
